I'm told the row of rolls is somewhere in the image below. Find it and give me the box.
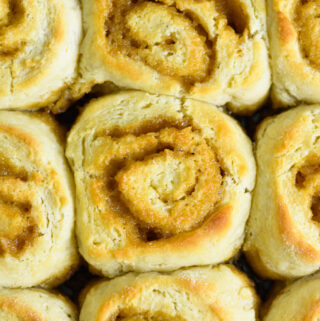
[2,0,320,115]
[2,89,320,319]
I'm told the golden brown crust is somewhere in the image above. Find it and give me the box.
[79,0,270,114]
[0,0,82,112]
[245,105,320,279]
[66,91,255,277]
[269,0,320,107]
[0,111,79,288]
[80,265,259,321]
[0,288,77,321]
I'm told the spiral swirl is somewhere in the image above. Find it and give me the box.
[66,91,255,277]
[0,111,78,288]
[0,0,81,111]
[0,288,77,321]
[245,105,320,279]
[79,266,259,321]
[80,0,270,113]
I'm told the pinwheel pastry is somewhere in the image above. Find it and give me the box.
[263,272,320,320]
[0,111,79,288]
[0,0,82,112]
[245,105,320,279]
[269,0,320,107]
[79,0,270,114]
[66,91,255,277]
[80,265,259,321]
[0,288,77,321]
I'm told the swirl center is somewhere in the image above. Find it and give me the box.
[115,127,222,235]
[296,0,320,68]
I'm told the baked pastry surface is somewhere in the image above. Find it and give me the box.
[263,272,320,320]
[79,0,270,114]
[80,265,259,321]
[0,111,79,287]
[0,0,82,112]
[245,105,320,279]
[0,288,77,321]
[66,91,255,277]
[269,0,320,107]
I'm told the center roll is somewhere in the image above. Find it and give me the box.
[66,91,256,277]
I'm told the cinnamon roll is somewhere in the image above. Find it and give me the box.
[80,265,259,321]
[245,105,320,279]
[263,272,320,320]
[79,0,270,114]
[66,91,256,277]
[0,0,81,112]
[0,288,77,321]
[269,0,320,107]
[0,111,79,288]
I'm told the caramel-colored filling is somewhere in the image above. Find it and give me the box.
[105,0,248,85]
[295,160,320,224]
[114,311,186,321]
[296,0,320,68]
[311,194,320,223]
[0,154,39,257]
[89,120,223,242]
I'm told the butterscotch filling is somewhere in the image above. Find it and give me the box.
[114,311,186,321]
[295,160,320,223]
[105,0,248,85]
[89,120,223,242]
[297,0,320,68]
[0,155,38,257]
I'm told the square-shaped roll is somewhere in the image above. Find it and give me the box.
[80,265,259,321]
[245,105,320,279]
[79,0,270,114]
[269,0,320,107]
[66,91,255,277]
[0,112,79,288]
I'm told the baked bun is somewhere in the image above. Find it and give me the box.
[66,91,255,277]
[0,0,81,112]
[0,288,77,321]
[80,265,259,321]
[269,0,320,107]
[79,0,270,114]
[263,272,320,320]
[245,105,320,279]
[0,111,79,288]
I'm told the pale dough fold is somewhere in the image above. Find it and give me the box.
[245,105,320,279]
[80,265,259,321]
[0,0,82,112]
[263,272,320,321]
[79,0,270,114]
[0,111,79,288]
[66,91,255,277]
[0,288,77,321]
[269,0,320,107]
